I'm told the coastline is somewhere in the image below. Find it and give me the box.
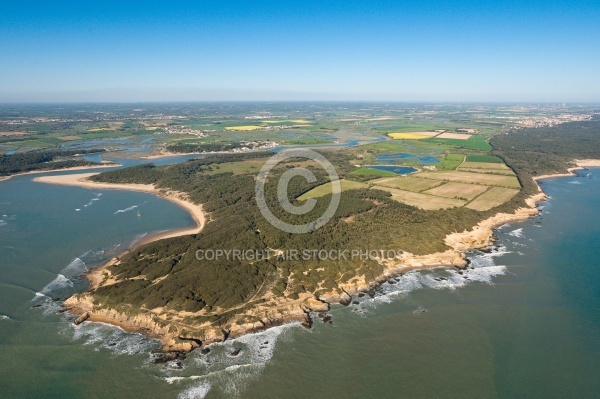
[0,163,120,183]
[39,163,595,352]
[532,160,599,181]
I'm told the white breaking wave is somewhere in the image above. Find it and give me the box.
[177,382,212,399]
[81,193,103,209]
[354,246,510,315]
[41,274,74,295]
[61,257,88,278]
[568,180,583,185]
[0,314,10,320]
[162,322,302,398]
[63,321,160,355]
[0,214,16,227]
[128,232,147,247]
[114,205,138,215]
[507,228,524,238]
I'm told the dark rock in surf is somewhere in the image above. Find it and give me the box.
[73,312,90,325]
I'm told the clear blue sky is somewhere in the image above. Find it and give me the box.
[1,0,599,102]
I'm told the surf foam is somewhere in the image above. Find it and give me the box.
[114,205,138,214]
[507,228,524,238]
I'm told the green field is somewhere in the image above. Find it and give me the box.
[459,161,510,170]
[418,170,521,188]
[297,179,369,200]
[440,153,464,170]
[351,167,396,177]
[465,155,503,163]
[371,176,444,192]
[425,134,492,152]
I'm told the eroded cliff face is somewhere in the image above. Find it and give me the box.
[64,291,328,351]
[62,248,469,351]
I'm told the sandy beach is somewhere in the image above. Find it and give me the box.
[575,159,600,167]
[0,163,120,183]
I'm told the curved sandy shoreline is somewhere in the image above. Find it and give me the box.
[0,163,120,183]
[33,172,206,241]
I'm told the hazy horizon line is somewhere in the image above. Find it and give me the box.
[1,100,599,106]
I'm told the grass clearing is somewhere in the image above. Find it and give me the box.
[440,153,464,170]
[465,155,503,163]
[459,161,510,170]
[298,179,369,201]
[351,167,396,177]
[458,168,516,176]
[425,134,492,151]
[466,187,520,211]
[373,187,466,210]
[371,176,444,192]
[423,182,490,200]
[417,170,521,188]
[201,159,268,175]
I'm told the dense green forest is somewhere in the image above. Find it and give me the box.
[0,149,103,176]
[491,116,600,176]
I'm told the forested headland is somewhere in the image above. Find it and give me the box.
[0,149,104,176]
[69,116,600,347]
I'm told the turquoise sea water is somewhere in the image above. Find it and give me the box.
[0,166,598,398]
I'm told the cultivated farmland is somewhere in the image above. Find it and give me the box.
[436,132,471,140]
[388,132,433,140]
[298,179,368,201]
[417,170,521,188]
[371,176,444,192]
[466,187,520,211]
[459,161,511,170]
[423,182,489,200]
[373,187,467,210]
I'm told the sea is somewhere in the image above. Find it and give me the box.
[0,162,598,398]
